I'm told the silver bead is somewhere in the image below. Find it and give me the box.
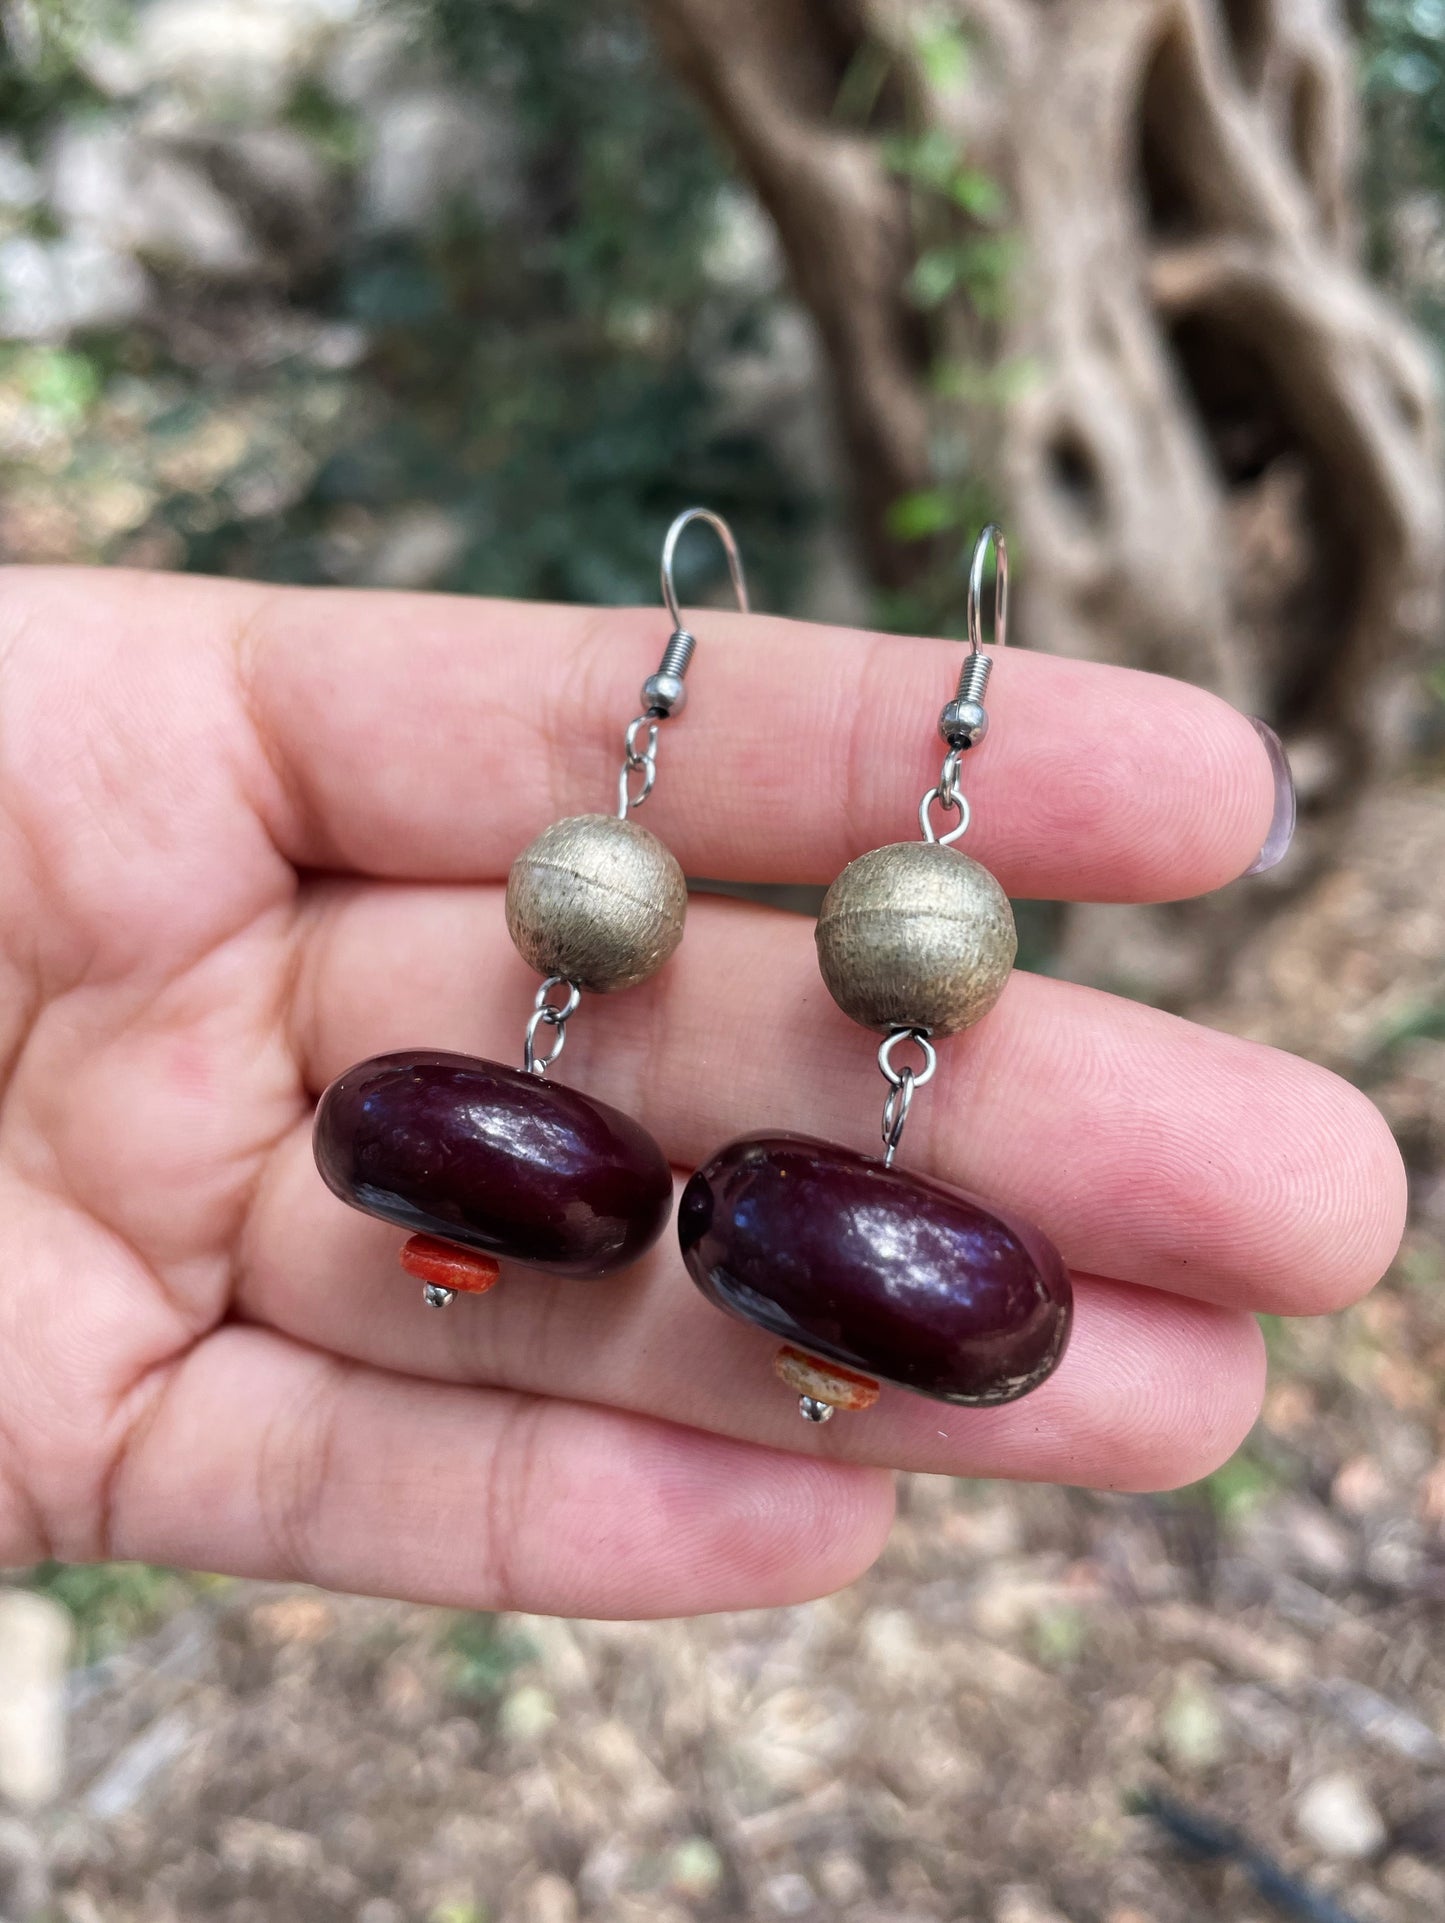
[506,813,687,993]
[815,840,1016,1037]
[641,670,687,717]
[798,1396,833,1423]
[939,697,988,749]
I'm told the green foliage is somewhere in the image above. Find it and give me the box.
[913,18,971,92]
[1363,0,1445,341]
[0,4,109,143]
[1199,1449,1277,1522]
[283,76,364,168]
[0,0,811,613]
[24,1561,198,1663]
[212,0,807,604]
[443,1612,536,1699]
[851,23,1017,634]
[6,343,100,422]
[1032,1601,1089,1667]
[1371,997,1445,1053]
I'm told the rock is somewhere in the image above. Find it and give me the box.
[1158,1671,1228,1772]
[46,123,261,280]
[127,0,361,114]
[703,186,783,296]
[0,141,41,216]
[1385,1854,1445,1910]
[1295,1772,1387,1860]
[814,1853,867,1905]
[522,1873,578,1923]
[356,1902,404,1923]
[84,1710,194,1820]
[324,13,413,106]
[666,1840,723,1903]
[763,1871,817,1916]
[996,1887,1072,1923]
[362,506,468,589]
[0,235,149,340]
[858,1608,925,1681]
[1332,1454,1392,1516]
[174,127,340,273]
[0,1815,48,1922]
[736,1687,864,1796]
[498,1685,557,1746]
[1315,1677,1445,1763]
[360,87,524,234]
[0,1591,71,1809]
[577,1838,633,1907]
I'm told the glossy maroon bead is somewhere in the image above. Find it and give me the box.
[314,1052,673,1279]
[678,1133,1072,1406]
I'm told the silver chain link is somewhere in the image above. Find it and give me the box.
[617,713,660,817]
[918,747,971,846]
[523,975,581,1076]
[878,1027,937,1166]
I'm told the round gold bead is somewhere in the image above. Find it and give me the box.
[506,814,687,993]
[815,840,1016,1036]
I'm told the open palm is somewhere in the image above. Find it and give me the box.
[0,567,1404,1617]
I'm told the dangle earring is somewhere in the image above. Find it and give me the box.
[314,508,749,1304]
[679,526,1072,1419]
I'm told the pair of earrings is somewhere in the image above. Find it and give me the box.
[314,512,1072,1422]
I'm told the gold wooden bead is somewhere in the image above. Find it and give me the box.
[506,814,687,993]
[815,840,1016,1036]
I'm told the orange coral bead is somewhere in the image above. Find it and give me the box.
[399,1234,500,1295]
[773,1345,880,1412]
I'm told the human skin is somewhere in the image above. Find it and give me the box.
[0,569,1406,1618]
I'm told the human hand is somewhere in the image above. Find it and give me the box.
[0,569,1404,1617]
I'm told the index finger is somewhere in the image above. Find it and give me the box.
[39,568,1280,898]
[241,582,1277,898]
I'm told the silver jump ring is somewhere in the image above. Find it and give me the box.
[625,715,659,764]
[918,786,971,846]
[524,976,580,1075]
[878,1027,937,1090]
[524,1008,567,1075]
[535,975,581,1022]
[939,748,964,809]
[881,1067,915,1162]
[617,760,655,816]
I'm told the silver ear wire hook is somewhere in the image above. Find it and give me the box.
[644,507,750,720]
[619,507,750,817]
[940,522,1008,751]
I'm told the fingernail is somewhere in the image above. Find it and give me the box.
[1242,716,1296,875]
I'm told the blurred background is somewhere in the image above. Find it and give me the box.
[1,1,1445,1919]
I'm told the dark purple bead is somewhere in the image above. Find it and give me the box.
[314,1052,673,1279]
[678,1134,1071,1406]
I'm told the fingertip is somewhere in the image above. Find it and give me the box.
[971,656,1285,902]
[811,1280,1269,1497]
[653,1430,897,1611]
[1286,1075,1409,1316]
[1088,679,1280,900]
[1204,1056,1407,1318]
[1045,1284,1267,1494]
[1185,692,1286,894]
[1114,1298,1267,1492]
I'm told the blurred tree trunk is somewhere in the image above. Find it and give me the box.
[643,0,1443,793]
